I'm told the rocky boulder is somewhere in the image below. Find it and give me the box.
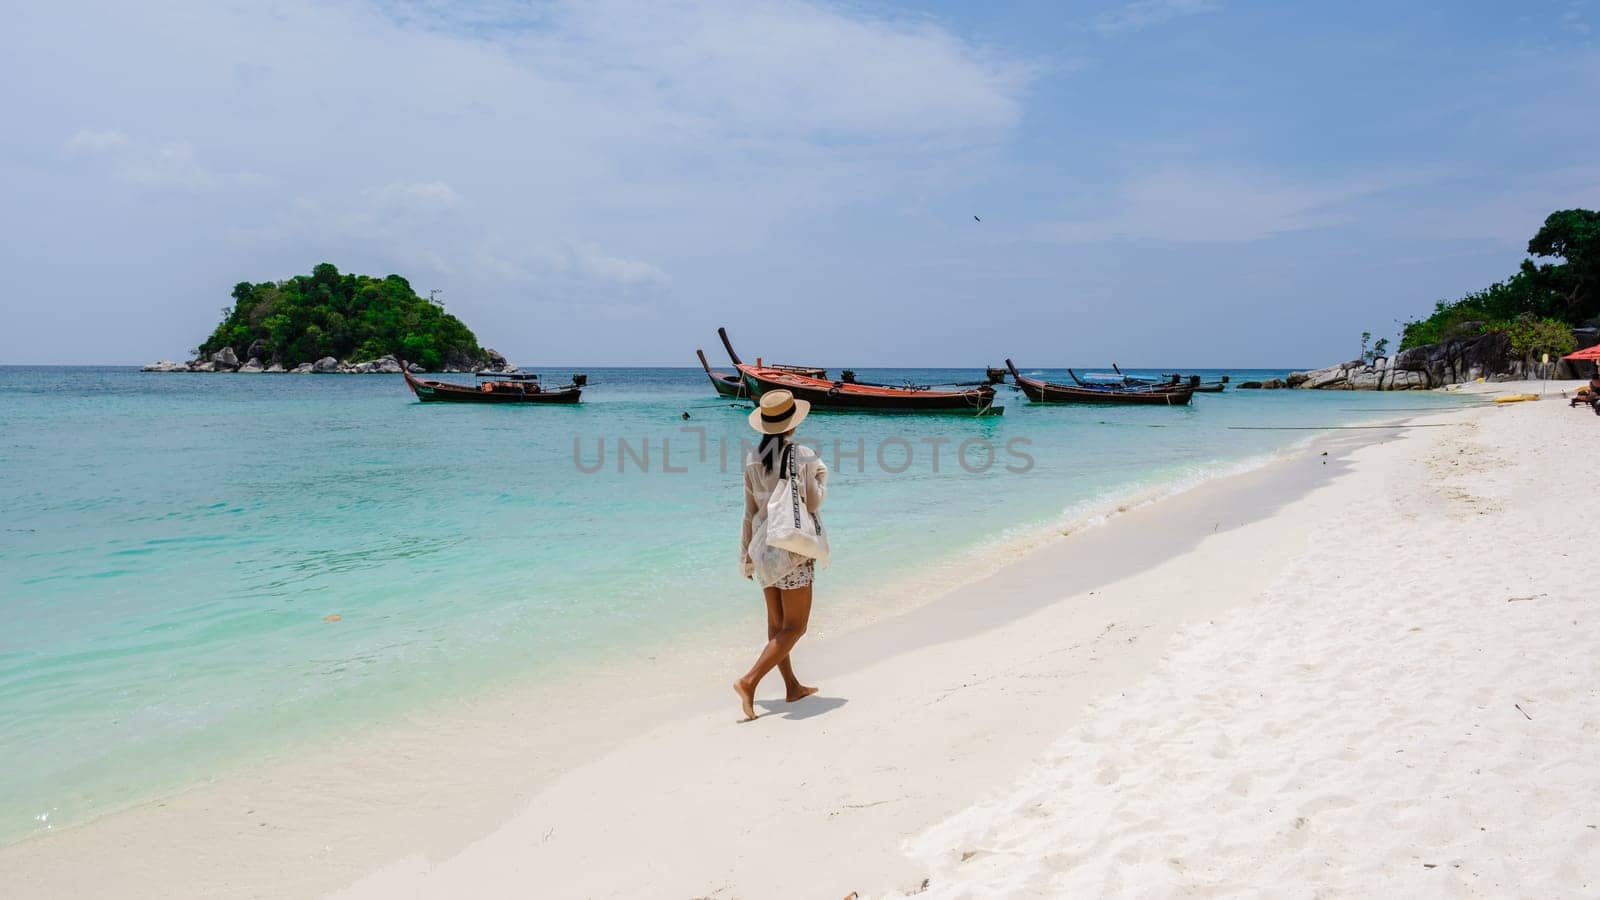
[1291,363,1351,389]
[246,339,268,363]
[211,347,240,370]
[311,356,341,373]
[406,362,426,373]
[141,360,188,372]
[265,362,286,373]
[1290,334,1531,390]
[191,361,217,372]
[1382,331,1518,387]
[442,345,499,372]
[1290,357,1395,390]
[291,362,316,374]
[1394,346,1430,373]
[368,355,404,374]
[238,358,265,373]
[1347,365,1384,390]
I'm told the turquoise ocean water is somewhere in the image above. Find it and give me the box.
[0,365,1468,841]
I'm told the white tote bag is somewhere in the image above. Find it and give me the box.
[765,445,830,564]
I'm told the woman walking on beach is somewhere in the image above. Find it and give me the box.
[735,390,829,721]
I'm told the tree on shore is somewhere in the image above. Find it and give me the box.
[1400,209,1600,351]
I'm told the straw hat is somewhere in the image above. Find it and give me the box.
[748,389,811,434]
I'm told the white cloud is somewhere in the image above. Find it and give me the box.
[64,129,257,191]
[1037,167,1401,244]
[371,181,461,214]
[1561,1,1591,35]
[474,240,670,292]
[376,0,1031,146]
[567,242,670,288]
[28,0,1030,313]
[64,129,128,153]
[1092,0,1218,35]
[352,182,464,236]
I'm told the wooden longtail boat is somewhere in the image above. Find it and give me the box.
[1105,364,1184,387]
[1006,360,1194,406]
[697,348,747,399]
[401,363,584,404]
[1077,368,1184,389]
[718,328,1002,415]
[1109,364,1228,392]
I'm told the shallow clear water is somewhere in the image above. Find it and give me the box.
[0,365,1469,840]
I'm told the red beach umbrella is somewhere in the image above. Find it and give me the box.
[1563,344,1600,361]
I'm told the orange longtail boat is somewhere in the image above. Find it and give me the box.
[717,328,1002,415]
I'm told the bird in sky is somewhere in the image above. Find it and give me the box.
[973,215,981,222]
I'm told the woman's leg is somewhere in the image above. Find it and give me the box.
[763,587,805,698]
[775,589,819,703]
[734,585,814,720]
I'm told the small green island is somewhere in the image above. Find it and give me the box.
[142,263,506,373]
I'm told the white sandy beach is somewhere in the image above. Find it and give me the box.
[8,384,1598,898]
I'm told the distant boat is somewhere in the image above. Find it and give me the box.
[697,348,747,399]
[1069,367,1189,390]
[719,328,1003,415]
[401,363,585,404]
[1110,363,1228,392]
[1005,359,1194,405]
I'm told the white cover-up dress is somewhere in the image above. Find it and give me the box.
[740,443,828,589]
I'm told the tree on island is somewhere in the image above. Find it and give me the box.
[198,263,486,371]
[1399,208,1600,356]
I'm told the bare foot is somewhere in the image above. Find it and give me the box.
[785,684,819,703]
[733,679,757,721]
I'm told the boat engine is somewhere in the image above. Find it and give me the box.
[571,373,589,386]
[841,370,857,383]
[985,366,1006,384]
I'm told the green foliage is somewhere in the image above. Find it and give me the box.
[1489,314,1577,359]
[1356,331,1391,365]
[1398,208,1600,351]
[196,264,484,370]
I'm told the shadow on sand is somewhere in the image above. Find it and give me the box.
[755,695,847,721]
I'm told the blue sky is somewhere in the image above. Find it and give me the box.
[2,0,1597,366]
